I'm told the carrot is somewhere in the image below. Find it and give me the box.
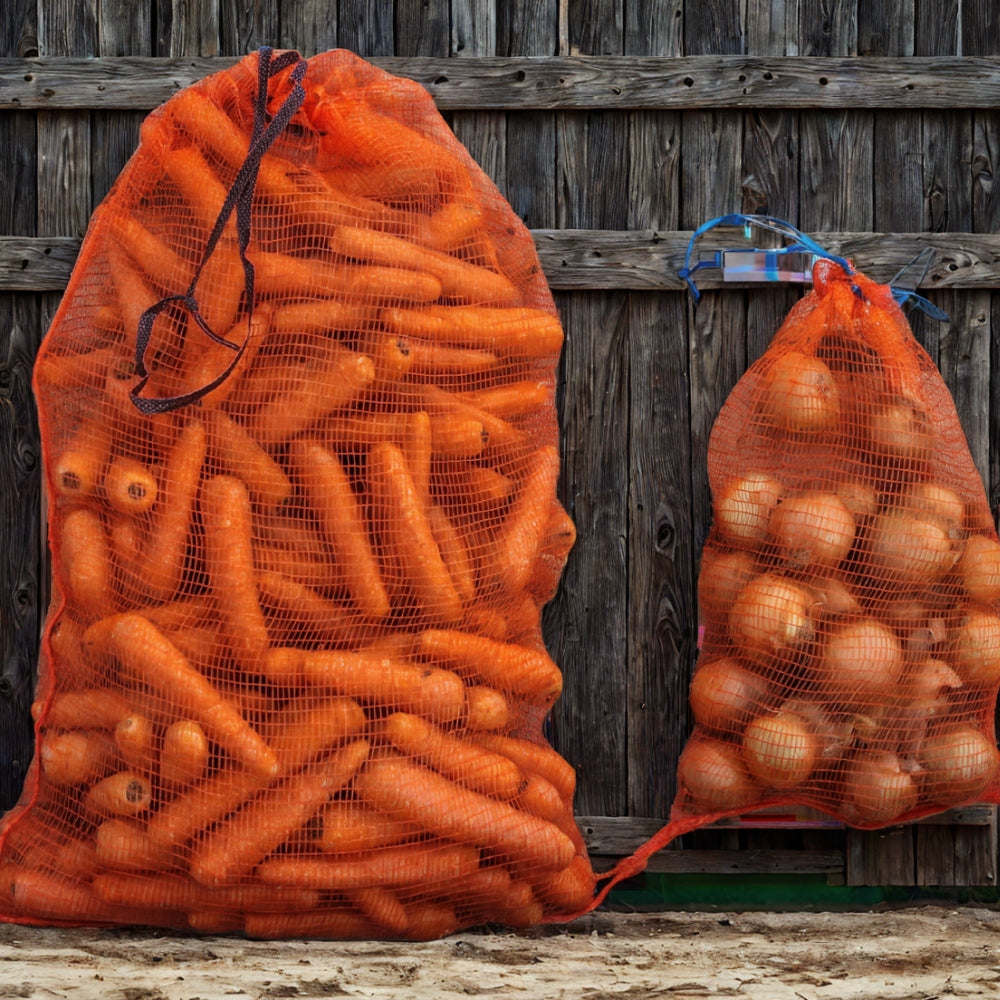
[402,338,499,378]
[160,623,222,669]
[383,711,525,800]
[52,418,111,498]
[94,818,170,872]
[84,770,152,817]
[485,882,545,930]
[43,688,131,730]
[403,901,462,942]
[422,383,523,453]
[460,606,509,642]
[114,712,155,774]
[256,572,355,651]
[421,199,485,252]
[528,499,577,600]
[321,161,441,204]
[383,305,564,358]
[7,868,117,922]
[108,613,278,778]
[194,236,246,335]
[160,718,210,788]
[354,755,576,873]
[463,684,512,732]
[369,441,464,625]
[108,213,197,293]
[427,504,478,605]
[40,729,115,786]
[402,410,433,506]
[360,332,413,385]
[516,773,569,824]
[531,854,596,913]
[317,410,488,459]
[300,647,466,724]
[472,733,577,802]
[460,380,552,420]
[247,346,376,446]
[107,245,160,354]
[92,871,321,914]
[270,298,375,338]
[188,738,370,886]
[141,418,207,602]
[346,887,410,937]
[141,594,218,632]
[241,907,378,941]
[103,456,159,515]
[417,629,562,700]
[287,438,390,620]
[254,544,343,594]
[200,475,270,674]
[204,410,292,510]
[181,305,270,410]
[109,515,145,592]
[449,465,515,509]
[160,142,234,237]
[331,225,519,305]
[318,801,420,854]
[264,695,367,771]
[61,506,113,622]
[256,841,482,892]
[490,445,563,593]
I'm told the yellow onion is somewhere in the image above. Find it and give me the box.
[807,574,861,619]
[817,618,904,708]
[843,750,920,825]
[677,735,761,811]
[688,657,772,734]
[866,396,934,463]
[901,481,966,532]
[728,574,815,658]
[697,548,757,620]
[741,710,819,788]
[919,725,999,803]
[837,480,879,519]
[714,472,784,547]
[866,510,960,585]
[759,351,840,433]
[768,490,856,568]
[949,611,1000,685]
[958,533,1000,606]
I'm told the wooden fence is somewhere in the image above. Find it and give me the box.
[3,0,1000,889]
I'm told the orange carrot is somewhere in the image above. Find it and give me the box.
[321,160,441,204]
[317,410,488,459]
[61,506,113,622]
[108,613,278,778]
[108,213,197,293]
[354,755,576,873]
[287,438,390,620]
[331,225,519,305]
[421,199,485,252]
[463,684,512,732]
[300,647,466,724]
[40,729,115,786]
[204,409,292,509]
[256,572,355,651]
[485,882,545,929]
[53,418,111,498]
[450,465,515,509]
[383,305,564,357]
[402,410,433,506]
[247,346,376,446]
[490,444,562,593]
[264,695,368,770]
[194,236,246,335]
[114,712,155,774]
[360,331,413,384]
[160,718,210,788]
[460,606,509,642]
[417,629,562,700]
[200,475,270,673]
[346,887,410,937]
[141,418,207,602]
[103,456,159,515]
[369,441,464,625]
[141,594,218,632]
[472,733,577,801]
[427,504,478,605]
[189,738,370,886]
[439,862,513,909]
[84,770,152,817]
[402,338,498,378]
[318,801,420,854]
[256,841,482,892]
[531,854,596,913]
[43,688,131,730]
[160,142,234,237]
[403,901,462,941]
[516,773,568,824]
[422,383,523,453]
[94,818,170,872]
[460,380,552,419]
[7,868,117,922]
[383,711,525,799]
[270,297,375,337]
[241,907,378,940]
[253,543,342,594]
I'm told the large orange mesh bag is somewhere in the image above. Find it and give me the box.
[2,47,595,938]
[594,252,1000,899]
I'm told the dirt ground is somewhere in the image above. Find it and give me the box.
[0,906,998,999]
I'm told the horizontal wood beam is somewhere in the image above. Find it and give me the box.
[4,231,999,293]
[2,55,1000,111]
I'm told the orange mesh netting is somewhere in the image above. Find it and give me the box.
[593,255,1000,901]
[2,47,595,938]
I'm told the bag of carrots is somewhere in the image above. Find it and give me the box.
[3,46,595,938]
[591,220,1000,902]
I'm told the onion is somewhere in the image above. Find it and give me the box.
[697,548,757,620]
[677,735,761,811]
[714,472,784,546]
[958,533,1000,606]
[897,658,962,717]
[780,697,855,758]
[866,396,934,463]
[689,657,772,734]
[817,618,904,707]
[807,574,861,619]
[950,611,1000,685]
[759,351,840,433]
[866,510,960,585]
[769,491,856,568]
[741,710,819,788]
[919,724,999,802]
[843,751,920,826]
[728,574,815,658]
[837,480,879,519]
[901,481,966,532]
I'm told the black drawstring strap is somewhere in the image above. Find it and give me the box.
[130,46,307,415]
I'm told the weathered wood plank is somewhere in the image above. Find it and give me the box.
[154,0,221,58]
[6,54,1000,110]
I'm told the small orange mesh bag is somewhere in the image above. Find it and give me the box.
[593,256,1000,900]
[2,47,595,938]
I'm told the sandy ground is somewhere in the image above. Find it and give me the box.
[0,906,998,999]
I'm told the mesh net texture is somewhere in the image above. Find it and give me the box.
[2,47,595,939]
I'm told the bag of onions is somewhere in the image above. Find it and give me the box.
[591,236,1000,902]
